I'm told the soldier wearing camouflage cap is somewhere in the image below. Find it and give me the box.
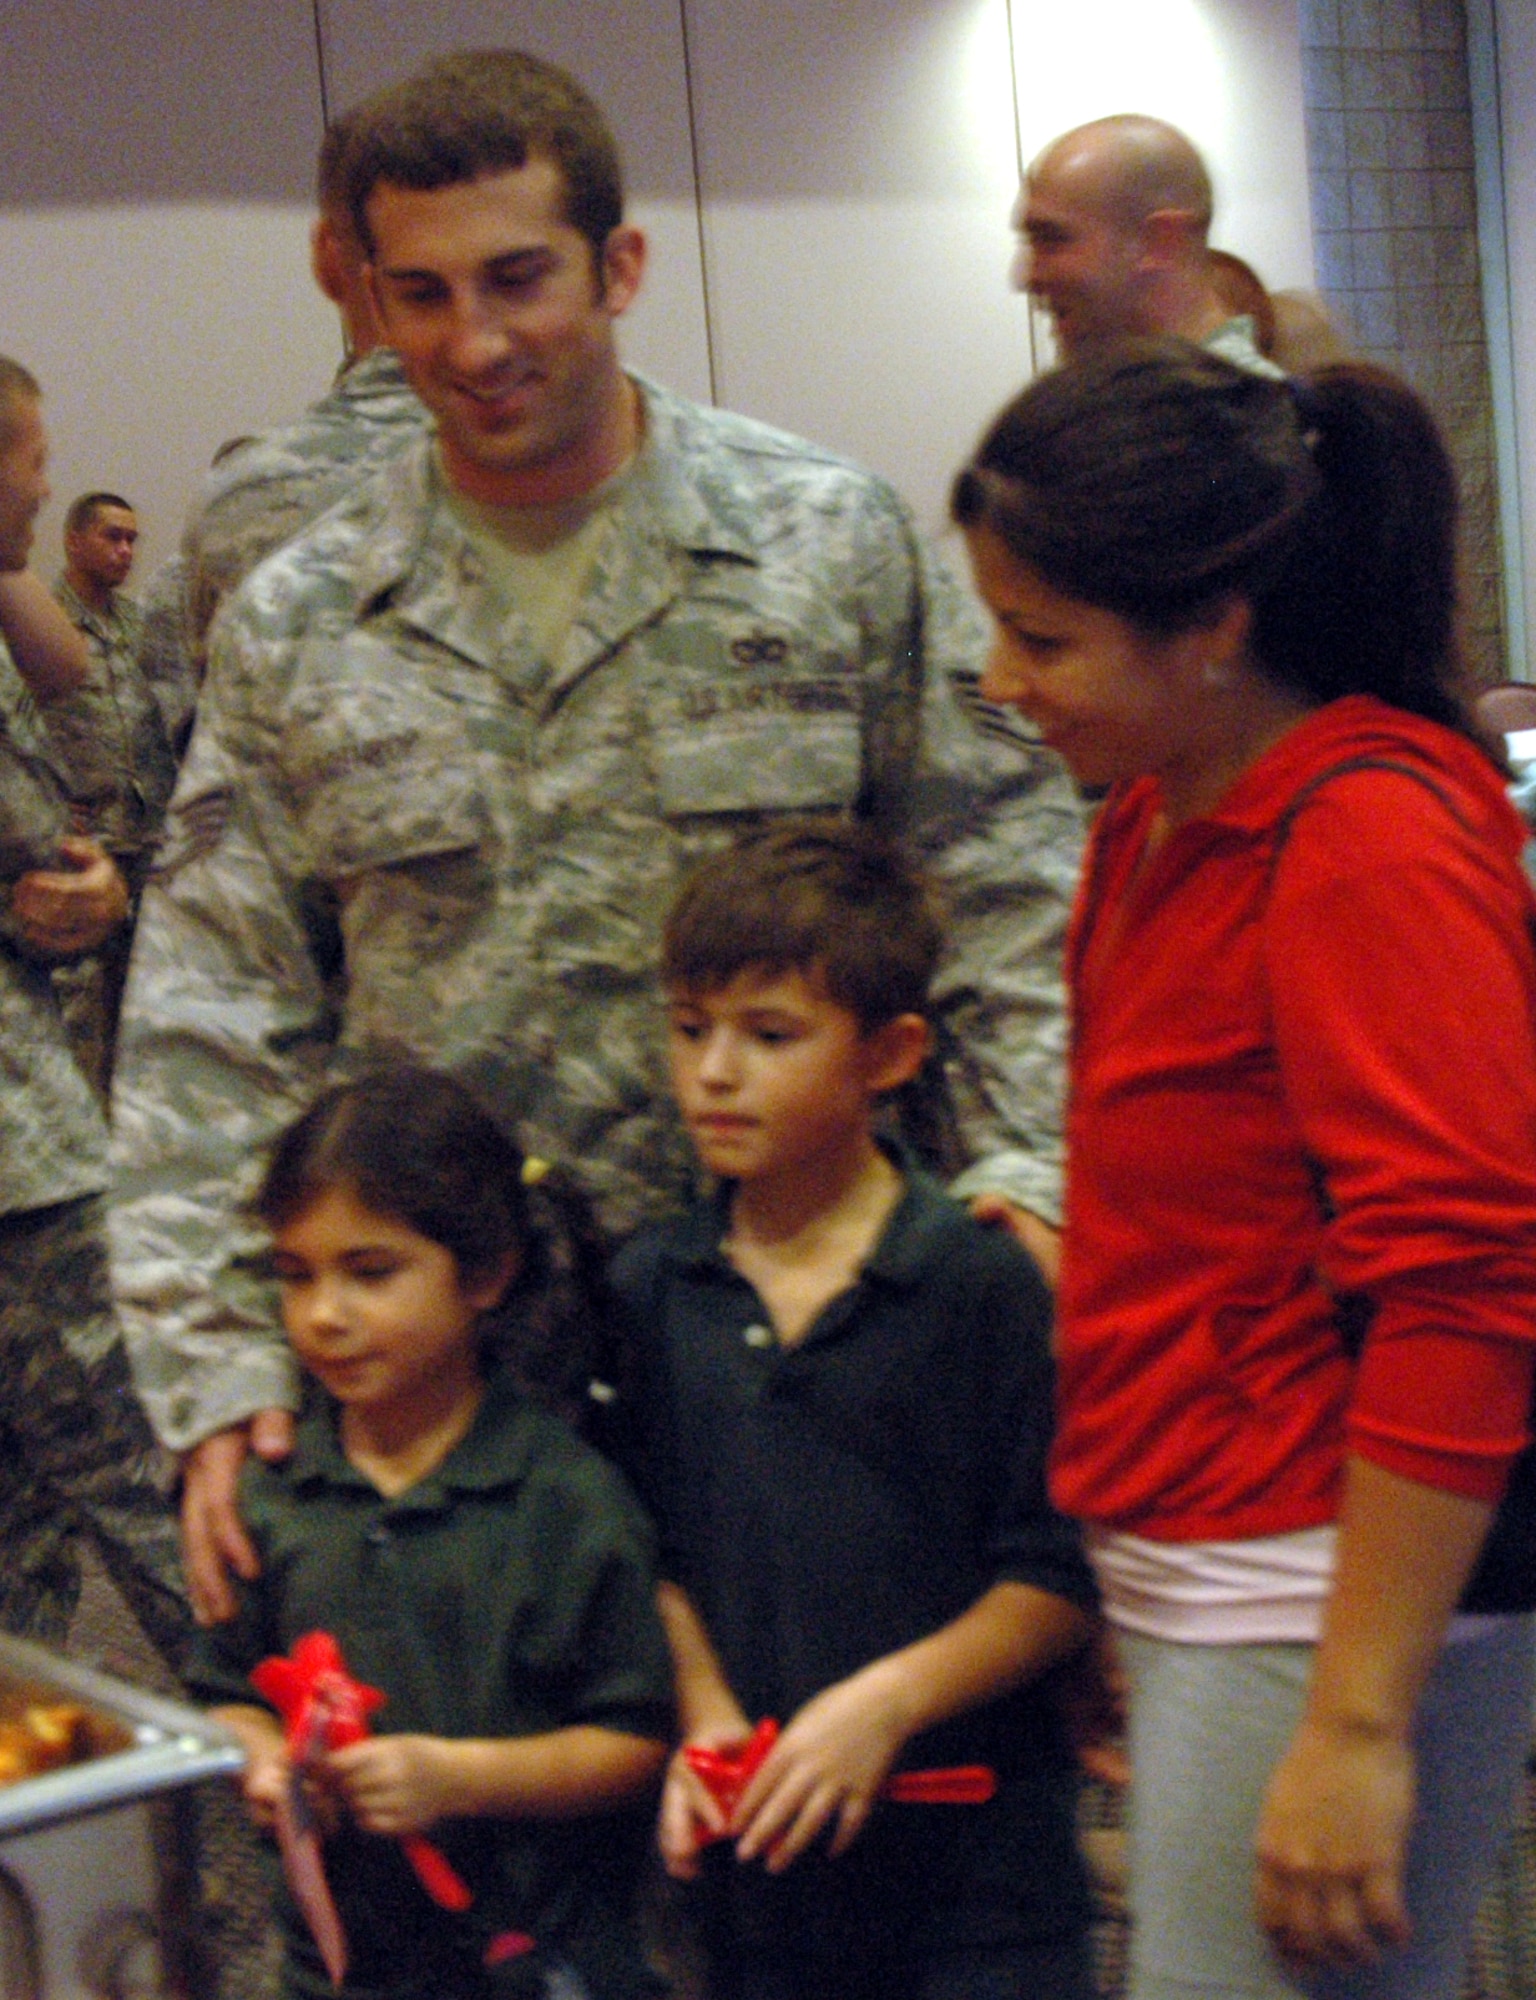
[110,48,1086,1624]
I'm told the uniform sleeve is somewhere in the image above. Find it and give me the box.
[108,593,334,1452]
[863,511,1084,1224]
[1267,772,1536,1499]
[0,647,69,882]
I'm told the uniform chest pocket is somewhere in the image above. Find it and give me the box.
[650,685,863,818]
[285,724,491,877]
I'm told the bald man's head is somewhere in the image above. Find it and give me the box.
[1014,115,1216,356]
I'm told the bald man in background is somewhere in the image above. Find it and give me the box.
[1013,113,1280,375]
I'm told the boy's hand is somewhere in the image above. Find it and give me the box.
[733,1665,907,1873]
[324,1735,459,1837]
[659,1736,737,1880]
[1056,1624,1131,1788]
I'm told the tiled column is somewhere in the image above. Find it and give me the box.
[1299,0,1504,683]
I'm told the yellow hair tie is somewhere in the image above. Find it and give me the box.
[521,1155,551,1186]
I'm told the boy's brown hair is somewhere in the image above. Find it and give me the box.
[662,817,943,1030]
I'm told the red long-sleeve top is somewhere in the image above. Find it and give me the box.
[1051,696,1536,1541]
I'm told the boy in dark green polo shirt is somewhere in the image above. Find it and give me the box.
[614,819,1097,2000]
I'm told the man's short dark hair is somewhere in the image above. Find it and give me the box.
[0,357,40,450]
[663,818,944,1030]
[65,492,133,536]
[342,49,624,263]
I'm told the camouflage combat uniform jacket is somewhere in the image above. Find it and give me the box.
[134,553,198,757]
[0,639,109,1214]
[47,579,177,860]
[111,377,1085,1452]
[182,345,428,680]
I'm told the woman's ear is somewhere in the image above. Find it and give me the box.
[1172,593,1254,693]
[864,1012,934,1095]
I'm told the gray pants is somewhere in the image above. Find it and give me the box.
[0,1192,187,1662]
[1119,1619,1536,2000]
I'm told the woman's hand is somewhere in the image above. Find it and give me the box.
[1255,1713,1414,1968]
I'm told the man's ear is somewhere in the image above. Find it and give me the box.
[311,218,349,307]
[1138,207,1202,274]
[599,225,647,317]
[864,1012,933,1096]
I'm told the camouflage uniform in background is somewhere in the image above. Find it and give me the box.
[0,637,184,1656]
[45,576,177,1099]
[182,345,428,682]
[111,376,1086,1455]
[135,551,200,758]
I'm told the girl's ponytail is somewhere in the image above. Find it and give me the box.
[487,1158,628,1438]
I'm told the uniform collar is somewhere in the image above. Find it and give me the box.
[54,574,125,642]
[350,372,777,620]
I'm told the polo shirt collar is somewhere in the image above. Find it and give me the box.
[662,1140,963,1293]
[285,1369,543,1505]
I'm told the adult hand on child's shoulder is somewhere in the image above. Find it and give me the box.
[733,1664,907,1874]
[180,1410,296,1625]
[1254,1714,1414,1970]
[968,1195,1061,1289]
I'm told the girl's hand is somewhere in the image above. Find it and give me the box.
[1254,1715,1414,1970]
[238,1737,291,1832]
[324,1735,459,1837]
[733,1666,906,1873]
[658,1738,735,1881]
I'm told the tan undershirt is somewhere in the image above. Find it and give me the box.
[441,449,640,667]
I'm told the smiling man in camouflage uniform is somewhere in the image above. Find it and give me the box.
[110,49,1086,1624]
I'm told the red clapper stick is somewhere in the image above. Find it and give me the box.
[252,1632,474,1913]
[684,1718,996,1843]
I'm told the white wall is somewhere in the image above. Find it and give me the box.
[0,0,1313,572]
[1492,0,1536,676]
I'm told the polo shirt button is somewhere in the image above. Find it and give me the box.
[743,1324,774,1349]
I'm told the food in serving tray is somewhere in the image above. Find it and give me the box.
[0,1702,91,1785]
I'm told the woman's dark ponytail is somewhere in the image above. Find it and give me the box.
[952,340,1473,735]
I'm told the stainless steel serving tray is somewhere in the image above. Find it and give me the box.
[0,1635,243,1839]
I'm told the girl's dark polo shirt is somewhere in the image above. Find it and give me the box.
[613,1160,1097,1955]
[186,1370,674,1999]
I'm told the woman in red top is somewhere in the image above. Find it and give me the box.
[952,342,1536,2000]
